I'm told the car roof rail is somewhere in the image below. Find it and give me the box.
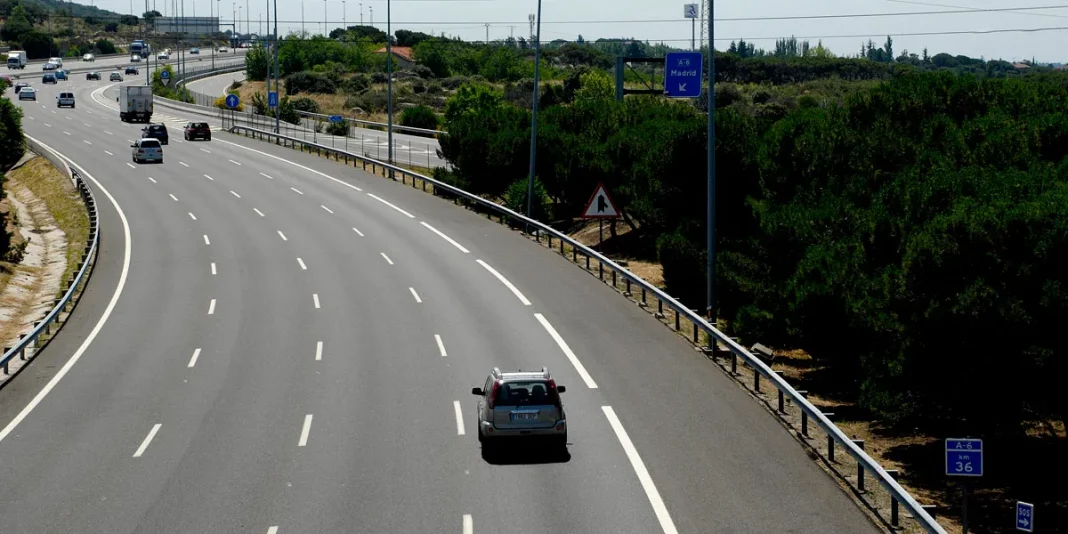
[541,366,550,377]
[492,367,502,379]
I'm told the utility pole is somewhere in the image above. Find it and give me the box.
[386,0,393,166]
[360,2,363,25]
[273,0,280,133]
[245,0,249,44]
[301,0,305,35]
[323,0,327,36]
[210,0,215,68]
[484,23,489,44]
[525,0,542,220]
[369,6,373,26]
[342,0,346,30]
[528,13,534,43]
[706,0,716,321]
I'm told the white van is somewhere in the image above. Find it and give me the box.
[48,57,62,66]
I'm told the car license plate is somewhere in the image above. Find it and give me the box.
[510,412,539,421]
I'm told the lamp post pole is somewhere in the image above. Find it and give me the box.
[386,0,393,167]
[525,0,543,220]
[706,0,717,321]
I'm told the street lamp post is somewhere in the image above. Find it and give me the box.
[323,0,327,37]
[342,0,346,31]
[706,1,716,320]
[273,0,279,133]
[386,0,393,167]
[525,0,543,220]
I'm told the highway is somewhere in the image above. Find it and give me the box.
[6,48,246,77]
[0,68,880,533]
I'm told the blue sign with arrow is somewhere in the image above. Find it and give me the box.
[664,51,703,99]
[945,438,983,477]
[225,94,240,109]
[267,91,278,107]
[1016,502,1033,532]
[329,115,345,123]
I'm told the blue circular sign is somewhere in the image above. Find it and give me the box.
[225,94,240,109]
[159,70,170,79]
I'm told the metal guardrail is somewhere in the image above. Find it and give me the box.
[1,138,100,378]
[295,109,446,137]
[227,123,947,534]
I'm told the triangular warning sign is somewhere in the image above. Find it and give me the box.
[581,183,619,219]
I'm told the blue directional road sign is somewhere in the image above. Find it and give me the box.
[1016,502,1034,532]
[225,94,240,109]
[945,438,983,477]
[159,70,170,80]
[267,91,278,107]
[664,51,703,99]
[328,115,345,123]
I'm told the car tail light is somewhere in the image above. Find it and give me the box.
[548,378,557,390]
[487,380,501,409]
[137,150,145,154]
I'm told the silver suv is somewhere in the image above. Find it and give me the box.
[471,367,568,454]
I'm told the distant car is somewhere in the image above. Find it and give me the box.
[18,87,36,100]
[13,82,28,93]
[42,73,56,84]
[190,47,200,55]
[54,69,67,81]
[56,91,75,108]
[130,55,142,63]
[471,367,568,456]
[141,123,169,145]
[218,46,228,53]
[82,53,95,62]
[110,72,123,81]
[86,71,101,80]
[131,138,163,164]
[157,53,169,60]
[125,66,138,75]
[42,62,57,71]
[48,57,63,67]
[183,121,211,141]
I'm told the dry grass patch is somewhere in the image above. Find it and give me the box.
[11,157,89,289]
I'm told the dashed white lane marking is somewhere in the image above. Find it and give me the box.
[104,130,113,135]
[43,123,52,127]
[83,123,91,127]
[188,348,202,368]
[290,187,304,195]
[260,172,274,179]
[277,230,288,241]
[602,406,679,534]
[315,341,323,361]
[169,194,178,202]
[254,208,265,217]
[62,131,70,135]
[475,260,531,306]
[435,335,447,357]
[26,116,34,120]
[463,514,473,534]
[421,222,470,254]
[352,228,364,237]
[380,253,393,265]
[267,527,278,534]
[203,235,211,245]
[83,139,91,145]
[126,162,135,169]
[211,262,217,275]
[409,287,422,304]
[230,190,241,198]
[453,401,465,436]
[179,161,189,167]
[133,424,162,458]
[148,177,157,183]
[321,205,333,214]
[204,174,214,181]
[297,257,307,270]
[208,299,217,315]
[298,414,313,447]
[367,193,415,218]
[534,313,598,389]
[229,159,242,166]
[313,293,320,309]
[188,212,197,220]
[104,150,113,156]
[200,148,211,153]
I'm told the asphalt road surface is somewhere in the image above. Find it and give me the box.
[0,71,881,533]
[6,48,246,77]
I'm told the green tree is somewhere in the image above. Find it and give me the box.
[574,70,613,102]
[245,44,269,80]
[0,95,25,168]
[1,5,33,42]
[20,31,55,59]
[95,39,116,54]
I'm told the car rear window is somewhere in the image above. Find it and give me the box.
[494,380,559,407]
[60,93,73,98]
[191,123,208,128]
[139,139,161,148]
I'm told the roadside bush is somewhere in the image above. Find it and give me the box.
[341,74,370,94]
[504,178,552,222]
[285,71,337,94]
[399,105,439,133]
[411,79,427,94]
[0,96,25,167]
[346,90,390,113]
[441,76,469,89]
[657,230,706,308]
[426,81,444,95]
[370,72,388,84]
[289,97,320,115]
[325,121,349,136]
[94,38,116,54]
[412,64,434,79]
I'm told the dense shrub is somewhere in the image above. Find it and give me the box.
[289,97,320,114]
[412,64,434,79]
[94,38,116,54]
[411,79,427,94]
[399,105,439,133]
[285,71,337,94]
[0,96,25,168]
[325,121,349,136]
[341,74,370,94]
[370,72,388,84]
[504,178,552,222]
[440,76,470,89]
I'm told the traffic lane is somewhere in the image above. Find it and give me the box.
[200,132,881,531]
[185,69,245,97]
[7,49,244,77]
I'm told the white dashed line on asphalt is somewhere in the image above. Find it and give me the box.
[352,228,364,237]
[104,150,113,156]
[297,257,307,270]
[367,193,415,218]
[602,406,679,534]
[187,348,201,368]
[188,212,197,220]
[43,123,52,127]
[203,235,211,245]
[83,123,91,127]
[204,174,214,181]
[229,159,242,166]
[211,262,217,275]
[290,187,303,195]
[82,140,91,145]
[62,131,70,135]
[534,313,598,389]
[298,414,313,447]
[104,130,113,135]
[126,162,135,169]
[267,527,278,534]
[207,299,216,315]
[321,205,333,214]
[476,260,531,306]
[463,514,473,534]
[315,341,323,361]
[147,177,157,183]
[313,293,320,309]
[200,148,211,153]
[132,424,162,458]
[409,287,423,304]
[230,190,241,198]
[277,230,287,241]
[435,335,447,357]
[254,208,265,217]
[169,194,178,202]
[259,172,274,179]
[380,253,393,265]
[179,161,189,167]
[453,401,465,435]
[421,222,470,254]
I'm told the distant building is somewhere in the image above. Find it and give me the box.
[375,46,414,68]
[1012,62,1031,70]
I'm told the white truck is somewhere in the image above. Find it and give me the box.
[6,51,27,70]
[118,85,153,123]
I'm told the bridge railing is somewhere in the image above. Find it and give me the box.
[226,123,946,534]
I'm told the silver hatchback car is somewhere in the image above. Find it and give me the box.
[471,367,567,453]
[131,138,163,164]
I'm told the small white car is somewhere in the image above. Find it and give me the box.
[131,138,163,164]
[218,46,228,53]
[130,55,142,62]
[48,57,63,67]
[82,53,95,62]
[42,62,57,71]
[190,47,200,55]
[56,92,75,108]
[157,53,169,60]
[18,87,36,100]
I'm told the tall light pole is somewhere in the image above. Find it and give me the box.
[369,6,372,26]
[301,0,305,35]
[245,0,249,44]
[273,0,279,133]
[323,0,327,36]
[706,0,716,320]
[210,0,215,69]
[525,0,543,220]
[342,0,346,30]
[386,0,393,166]
[360,2,363,25]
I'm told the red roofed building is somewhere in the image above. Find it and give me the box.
[375,46,414,68]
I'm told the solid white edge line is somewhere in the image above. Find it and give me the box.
[216,138,363,192]
[277,230,288,241]
[380,252,393,265]
[230,190,241,198]
[203,234,211,245]
[602,406,679,534]
[409,287,422,303]
[133,423,162,458]
[211,262,217,275]
[352,227,364,237]
[462,514,473,534]
[453,400,465,436]
[207,298,216,315]
[315,341,323,361]
[420,222,470,253]
[188,212,197,220]
[435,334,447,357]
[298,414,313,447]
[534,313,599,389]
[0,137,133,445]
[254,208,265,217]
[188,348,202,368]
[475,259,531,306]
[367,193,415,218]
[297,257,307,270]
[313,293,320,309]
[321,205,333,214]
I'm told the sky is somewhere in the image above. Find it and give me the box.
[92,0,1068,63]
